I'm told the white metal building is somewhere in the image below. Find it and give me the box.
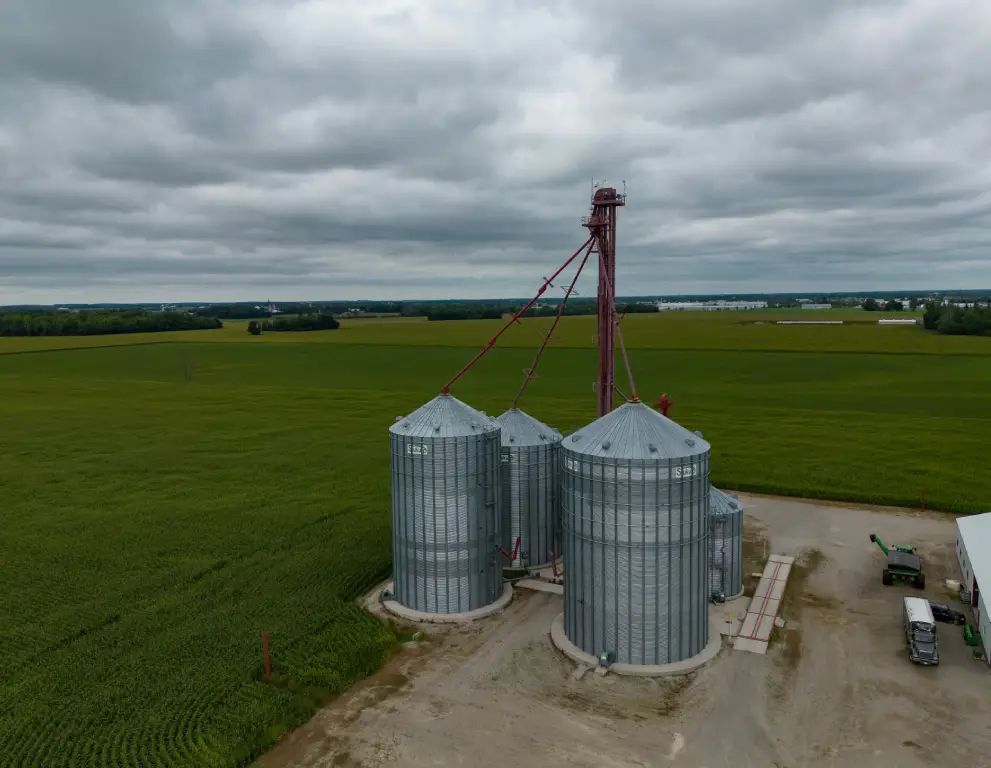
[655,300,767,311]
[955,513,991,663]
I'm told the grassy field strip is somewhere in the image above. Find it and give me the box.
[0,336,205,354]
[1,311,989,356]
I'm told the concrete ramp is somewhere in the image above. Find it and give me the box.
[734,554,795,654]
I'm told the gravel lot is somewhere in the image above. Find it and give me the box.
[257,495,990,768]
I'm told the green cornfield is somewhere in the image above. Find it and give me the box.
[1,311,989,765]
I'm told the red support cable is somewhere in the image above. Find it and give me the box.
[441,237,594,394]
[511,241,594,408]
[614,314,638,402]
[596,248,638,402]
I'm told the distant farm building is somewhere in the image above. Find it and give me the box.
[877,318,919,326]
[800,303,832,310]
[656,300,767,311]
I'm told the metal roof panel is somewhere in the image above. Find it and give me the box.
[389,394,501,438]
[495,408,562,447]
[710,487,743,517]
[563,401,710,460]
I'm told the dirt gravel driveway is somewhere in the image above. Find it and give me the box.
[257,495,991,768]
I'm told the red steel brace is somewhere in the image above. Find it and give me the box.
[440,237,594,394]
[512,240,594,408]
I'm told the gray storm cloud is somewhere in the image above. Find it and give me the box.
[1,0,989,303]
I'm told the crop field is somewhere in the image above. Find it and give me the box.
[3,307,984,357]
[2,311,990,766]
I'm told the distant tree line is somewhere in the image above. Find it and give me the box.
[424,299,658,322]
[862,299,906,312]
[769,296,929,310]
[769,296,834,308]
[248,313,340,334]
[426,304,506,321]
[0,310,221,337]
[923,303,991,336]
[199,301,404,319]
[195,298,663,323]
[196,303,319,319]
[196,305,270,319]
[616,302,660,315]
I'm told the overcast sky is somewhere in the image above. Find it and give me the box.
[1,0,989,304]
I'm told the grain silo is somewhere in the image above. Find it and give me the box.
[389,394,503,614]
[562,401,710,665]
[495,408,562,569]
[708,487,744,601]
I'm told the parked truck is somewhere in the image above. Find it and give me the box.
[903,596,939,666]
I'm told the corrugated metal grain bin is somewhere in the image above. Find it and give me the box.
[562,402,710,665]
[708,487,743,601]
[496,408,562,568]
[389,394,503,613]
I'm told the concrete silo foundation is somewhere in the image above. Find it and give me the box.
[550,611,722,677]
[378,581,514,624]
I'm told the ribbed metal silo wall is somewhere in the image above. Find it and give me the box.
[500,441,560,568]
[390,429,502,613]
[725,505,743,597]
[728,506,743,596]
[562,450,710,665]
[709,505,743,599]
[708,514,727,599]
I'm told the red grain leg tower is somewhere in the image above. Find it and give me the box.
[583,184,626,417]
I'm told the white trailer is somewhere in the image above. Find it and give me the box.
[903,596,939,666]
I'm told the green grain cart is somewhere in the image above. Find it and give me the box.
[870,534,925,589]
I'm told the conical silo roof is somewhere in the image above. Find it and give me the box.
[390,394,500,438]
[495,408,562,447]
[710,487,743,515]
[563,401,710,460]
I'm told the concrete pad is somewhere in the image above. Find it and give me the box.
[550,612,722,677]
[380,582,513,624]
[515,578,564,595]
[753,614,776,642]
[733,636,768,654]
[769,554,796,565]
[754,579,787,601]
[734,553,796,653]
